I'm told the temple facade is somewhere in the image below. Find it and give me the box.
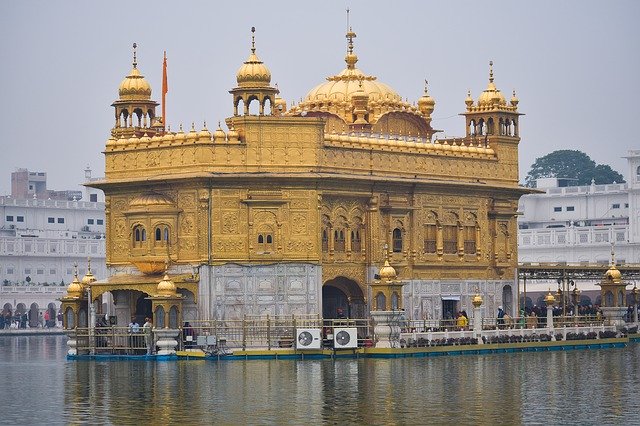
[85,27,528,327]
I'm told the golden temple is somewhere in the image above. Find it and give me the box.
[65,24,528,326]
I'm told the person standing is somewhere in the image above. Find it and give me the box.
[497,306,505,328]
[128,317,140,354]
[143,317,154,355]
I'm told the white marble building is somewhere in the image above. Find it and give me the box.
[518,150,640,292]
[0,170,106,323]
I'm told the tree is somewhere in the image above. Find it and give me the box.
[525,150,624,187]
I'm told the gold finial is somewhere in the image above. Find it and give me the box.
[424,79,429,95]
[203,120,207,129]
[346,7,350,31]
[489,60,494,83]
[87,257,92,273]
[179,123,183,132]
[191,122,195,131]
[132,43,138,69]
[610,242,615,266]
[251,26,256,54]
[218,120,222,128]
[73,263,78,279]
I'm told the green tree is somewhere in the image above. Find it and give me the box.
[525,150,624,187]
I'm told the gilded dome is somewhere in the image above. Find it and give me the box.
[236,27,271,88]
[477,61,506,107]
[604,264,622,284]
[119,67,152,100]
[418,81,435,116]
[66,274,84,298]
[379,259,397,280]
[81,264,97,285]
[292,29,416,125]
[156,274,177,297]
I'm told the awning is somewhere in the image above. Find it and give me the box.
[441,296,461,301]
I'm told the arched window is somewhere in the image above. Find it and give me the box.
[464,225,477,254]
[636,165,640,178]
[133,225,146,248]
[169,306,179,329]
[155,306,165,328]
[334,229,345,252]
[424,224,437,254]
[163,227,170,242]
[257,232,274,252]
[65,307,75,329]
[443,224,458,254]
[376,292,387,311]
[392,228,403,253]
[391,292,399,310]
[322,229,329,252]
[618,290,624,306]
[155,228,162,241]
[351,230,361,252]
[605,291,614,307]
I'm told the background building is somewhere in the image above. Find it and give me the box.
[86,28,528,326]
[0,169,105,326]
[518,150,640,302]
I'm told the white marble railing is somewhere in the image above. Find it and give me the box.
[0,197,104,210]
[0,237,105,256]
[518,225,628,247]
[544,183,627,196]
[0,285,66,294]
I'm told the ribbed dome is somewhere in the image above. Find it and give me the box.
[379,259,397,280]
[119,66,152,100]
[156,274,177,297]
[604,264,622,284]
[477,61,506,107]
[236,28,271,88]
[292,29,415,125]
[66,274,84,298]
[129,192,175,208]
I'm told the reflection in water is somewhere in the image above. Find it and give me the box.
[1,336,638,424]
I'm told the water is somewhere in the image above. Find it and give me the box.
[1,336,638,425]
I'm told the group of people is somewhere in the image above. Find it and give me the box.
[0,309,62,329]
[127,317,154,355]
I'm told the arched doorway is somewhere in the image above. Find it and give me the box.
[502,285,513,315]
[322,276,366,319]
[135,292,152,325]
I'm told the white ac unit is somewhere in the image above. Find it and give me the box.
[333,327,358,349]
[295,328,322,349]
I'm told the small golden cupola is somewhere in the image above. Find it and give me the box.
[230,27,279,116]
[66,267,84,299]
[81,258,97,286]
[417,80,436,123]
[462,61,521,140]
[598,247,628,308]
[477,61,506,108]
[111,43,159,139]
[156,273,178,297]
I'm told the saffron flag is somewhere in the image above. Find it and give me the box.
[162,51,168,130]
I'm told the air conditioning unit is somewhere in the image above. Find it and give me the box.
[295,328,322,350]
[333,327,358,349]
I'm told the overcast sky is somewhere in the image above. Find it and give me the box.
[1,1,638,195]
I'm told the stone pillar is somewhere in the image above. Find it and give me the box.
[371,310,403,348]
[471,293,483,344]
[66,329,78,356]
[154,328,180,355]
[544,291,556,335]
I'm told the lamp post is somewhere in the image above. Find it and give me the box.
[571,283,580,325]
[544,290,556,334]
[633,284,639,326]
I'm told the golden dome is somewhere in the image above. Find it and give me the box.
[477,61,506,107]
[66,273,84,298]
[417,81,435,116]
[156,273,177,297]
[465,90,474,108]
[214,122,226,142]
[293,28,414,125]
[379,259,397,280]
[227,125,239,140]
[236,27,271,88]
[199,122,212,140]
[81,258,97,285]
[544,290,556,306]
[604,264,622,284]
[510,90,519,107]
[118,44,151,101]
[129,192,175,208]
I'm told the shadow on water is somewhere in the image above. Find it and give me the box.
[1,336,639,424]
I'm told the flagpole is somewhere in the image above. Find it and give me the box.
[162,51,168,131]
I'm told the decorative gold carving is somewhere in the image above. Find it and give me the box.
[222,212,239,234]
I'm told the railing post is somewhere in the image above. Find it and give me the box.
[267,314,271,350]
[242,315,247,351]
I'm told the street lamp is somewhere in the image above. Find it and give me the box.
[571,283,581,325]
[632,284,639,326]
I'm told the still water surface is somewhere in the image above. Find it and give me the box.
[1,336,638,425]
